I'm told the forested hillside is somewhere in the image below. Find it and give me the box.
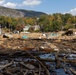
[0,6,46,18]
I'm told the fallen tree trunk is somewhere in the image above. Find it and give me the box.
[22,50,50,75]
[0,61,13,70]
[19,62,31,70]
[70,68,76,75]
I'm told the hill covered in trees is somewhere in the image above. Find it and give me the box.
[0,6,46,18]
[17,9,46,17]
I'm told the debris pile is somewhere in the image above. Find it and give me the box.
[0,38,76,53]
[0,49,76,75]
[0,38,76,75]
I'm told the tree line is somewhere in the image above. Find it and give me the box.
[0,13,76,32]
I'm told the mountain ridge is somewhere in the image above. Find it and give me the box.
[0,6,46,18]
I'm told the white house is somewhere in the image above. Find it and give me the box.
[34,25,40,31]
[23,25,31,32]
[23,25,40,32]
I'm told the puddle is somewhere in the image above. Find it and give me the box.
[39,53,55,60]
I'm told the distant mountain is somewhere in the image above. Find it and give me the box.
[0,6,46,18]
[0,6,24,17]
[17,9,46,17]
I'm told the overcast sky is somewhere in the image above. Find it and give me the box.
[0,0,76,15]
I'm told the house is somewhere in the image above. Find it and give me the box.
[23,25,40,32]
[23,25,31,32]
[34,25,40,31]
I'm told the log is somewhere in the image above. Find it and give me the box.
[24,70,28,75]
[70,68,76,75]
[39,64,41,75]
[55,53,61,69]
[2,70,13,75]
[22,50,50,75]
[24,70,35,75]
[63,66,73,75]
[61,59,76,63]
[0,61,13,70]
[19,62,31,70]
[64,67,68,73]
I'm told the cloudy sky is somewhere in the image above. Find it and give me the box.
[0,0,76,15]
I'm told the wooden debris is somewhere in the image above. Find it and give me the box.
[0,61,13,70]
[0,38,76,75]
[70,68,76,75]
[23,50,50,75]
